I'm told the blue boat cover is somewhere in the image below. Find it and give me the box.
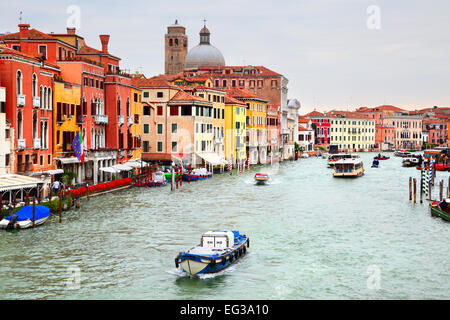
[4,205,50,221]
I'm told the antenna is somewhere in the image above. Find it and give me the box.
[203,19,207,27]
[19,11,23,24]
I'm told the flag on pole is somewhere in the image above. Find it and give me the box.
[72,131,85,163]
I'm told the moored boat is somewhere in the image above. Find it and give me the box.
[333,156,364,177]
[0,205,51,230]
[254,173,269,184]
[183,168,212,181]
[175,230,249,276]
[430,201,450,221]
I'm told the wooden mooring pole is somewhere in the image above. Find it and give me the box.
[32,197,36,228]
[409,177,412,201]
[413,178,417,204]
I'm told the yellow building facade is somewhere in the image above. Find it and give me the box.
[53,81,81,156]
[130,87,143,160]
[224,95,247,164]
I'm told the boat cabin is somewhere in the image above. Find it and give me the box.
[200,231,234,248]
[333,158,364,177]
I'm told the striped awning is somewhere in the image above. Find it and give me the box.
[0,174,44,192]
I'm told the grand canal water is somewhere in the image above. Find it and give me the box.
[1,153,449,299]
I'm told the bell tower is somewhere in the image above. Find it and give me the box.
[165,20,188,75]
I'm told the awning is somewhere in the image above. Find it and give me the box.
[55,157,80,164]
[0,174,44,192]
[125,159,148,168]
[31,169,64,176]
[196,152,227,166]
[99,167,119,174]
[112,164,133,171]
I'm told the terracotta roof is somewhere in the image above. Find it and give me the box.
[0,29,56,40]
[77,45,102,55]
[197,65,282,78]
[131,77,178,89]
[0,44,40,61]
[225,88,268,102]
[169,90,211,104]
[304,111,325,117]
[373,105,405,112]
[224,94,246,106]
[298,125,309,131]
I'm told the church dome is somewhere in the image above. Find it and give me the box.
[184,23,225,69]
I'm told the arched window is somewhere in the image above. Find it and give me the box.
[169,39,173,46]
[126,97,130,116]
[16,70,22,95]
[40,86,43,107]
[47,87,52,109]
[174,39,178,46]
[43,87,47,109]
[17,111,23,139]
[32,74,37,97]
[32,112,38,139]
[117,96,121,115]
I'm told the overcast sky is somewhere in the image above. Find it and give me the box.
[1,0,449,114]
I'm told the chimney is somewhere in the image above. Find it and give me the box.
[18,24,30,38]
[99,35,110,54]
[67,27,76,35]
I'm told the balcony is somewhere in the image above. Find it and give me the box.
[33,138,40,149]
[17,162,32,173]
[33,96,40,108]
[127,116,133,126]
[17,138,26,150]
[94,114,108,125]
[118,115,124,126]
[76,115,85,124]
[17,94,25,106]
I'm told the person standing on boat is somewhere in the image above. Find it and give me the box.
[52,180,61,197]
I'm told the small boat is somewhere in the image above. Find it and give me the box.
[183,168,212,181]
[402,157,420,167]
[254,173,269,184]
[430,200,450,221]
[0,205,51,230]
[374,154,390,160]
[333,156,364,178]
[175,230,249,276]
[152,171,167,186]
[371,159,380,168]
[394,150,411,157]
[300,153,309,158]
[322,153,330,159]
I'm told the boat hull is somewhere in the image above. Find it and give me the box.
[177,238,249,276]
[430,204,450,221]
[0,216,49,229]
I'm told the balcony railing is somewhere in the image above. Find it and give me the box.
[94,114,108,125]
[17,94,25,106]
[118,115,124,126]
[33,96,40,108]
[127,116,133,126]
[17,138,26,150]
[33,138,40,149]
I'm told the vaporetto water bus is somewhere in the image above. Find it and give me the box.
[333,156,364,178]
[175,230,249,276]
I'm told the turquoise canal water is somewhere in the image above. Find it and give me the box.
[1,153,449,299]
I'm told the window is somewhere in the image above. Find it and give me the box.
[157,123,163,134]
[172,141,177,152]
[172,123,177,133]
[12,45,20,51]
[157,106,163,116]
[32,74,37,97]
[16,70,22,95]
[232,80,236,87]
[215,80,219,87]
[38,45,47,59]
[156,92,163,98]
[143,91,149,98]
[157,141,163,152]
[143,141,150,152]
[143,124,149,134]
[143,106,151,115]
